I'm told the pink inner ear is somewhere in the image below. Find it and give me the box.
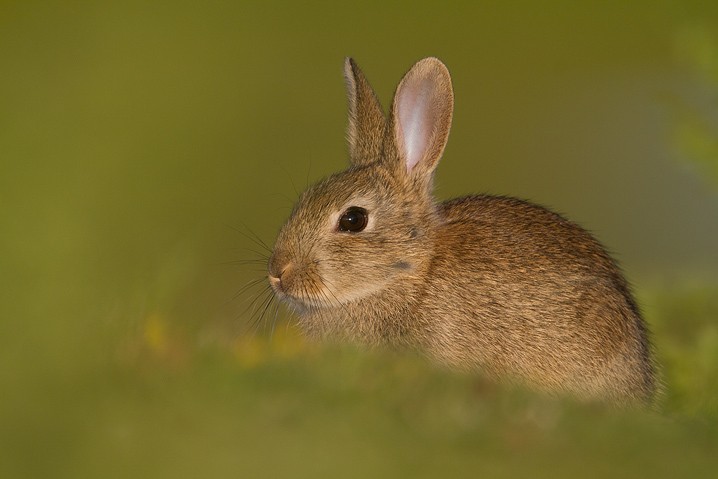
[398,79,432,172]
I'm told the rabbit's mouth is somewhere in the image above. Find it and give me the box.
[268,273,337,311]
[271,288,336,313]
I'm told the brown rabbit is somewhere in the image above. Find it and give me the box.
[268,57,656,403]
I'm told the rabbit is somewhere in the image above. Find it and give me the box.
[267,57,657,404]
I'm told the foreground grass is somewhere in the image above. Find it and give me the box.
[1,287,717,479]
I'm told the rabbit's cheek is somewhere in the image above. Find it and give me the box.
[319,261,397,304]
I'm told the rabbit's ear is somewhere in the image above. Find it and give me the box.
[344,58,386,166]
[389,58,453,184]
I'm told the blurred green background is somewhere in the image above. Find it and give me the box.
[2,1,718,477]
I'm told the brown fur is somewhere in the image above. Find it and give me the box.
[268,57,656,403]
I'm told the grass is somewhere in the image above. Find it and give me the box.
[1,285,716,479]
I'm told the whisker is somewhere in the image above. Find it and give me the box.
[244,288,273,337]
[218,241,268,282]
[269,300,281,340]
[305,155,312,190]
[241,221,274,254]
[241,247,271,260]
[220,259,268,266]
[228,277,267,304]
[224,222,273,254]
[240,284,273,321]
[252,292,276,335]
[285,313,294,335]
[222,249,269,270]
[314,276,334,307]
[271,192,297,207]
[315,267,344,310]
[278,162,300,199]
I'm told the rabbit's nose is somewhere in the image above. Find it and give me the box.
[268,262,294,293]
[268,274,282,290]
[268,269,284,292]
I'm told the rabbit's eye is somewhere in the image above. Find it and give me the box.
[338,207,368,233]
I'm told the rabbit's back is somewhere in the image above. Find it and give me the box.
[422,195,655,401]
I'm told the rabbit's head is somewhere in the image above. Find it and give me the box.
[269,58,453,312]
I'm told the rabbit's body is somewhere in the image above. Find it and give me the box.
[268,58,656,403]
[427,195,653,401]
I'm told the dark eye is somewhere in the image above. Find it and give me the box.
[338,207,368,233]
